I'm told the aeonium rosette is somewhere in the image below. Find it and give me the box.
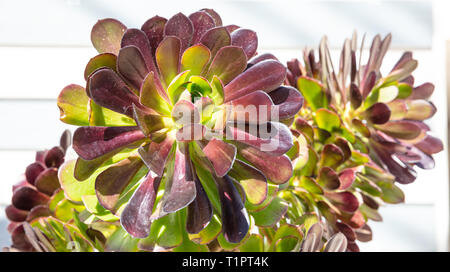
[283,33,443,251]
[57,9,304,248]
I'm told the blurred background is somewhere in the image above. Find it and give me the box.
[0,0,448,251]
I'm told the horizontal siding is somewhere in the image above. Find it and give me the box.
[0,0,431,48]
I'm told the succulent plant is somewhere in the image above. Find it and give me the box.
[283,33,443,251]
[3,131,114,252]
[57,9,303,249]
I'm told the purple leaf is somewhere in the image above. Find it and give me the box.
[336,222,356,242]
[34,168,60,196]
[217,175,249,243]
[117,45,149,91]
[121,174,161,238]
[224,60,286,102]
[350,83,362,109]
[176,124,206,142]
[44,146,65,168]
[203,138,237,177]
[365,102,391,124]
[138,134,174,177]
[325,191,359,213]
[200,27,231,59]
[59,130,72,153]
[95,156,144,212]
[355,223,373,242]
[237,144,293,184]
[375,120,422,140]
[206,46,247,85]
[415,135,444,155]
[26,205,51,221]
[186,171,213,234]
[338,169,355,190]
[73,126,145,160]
[164,13,194,52]
[226,122,293,156]
[268,86,304,120]
[5,205,28,222]
[12,187,49,211]
[89,68,141,117]
[410,82,434,100]
[317,167,340,190]
[320,144,344,169]
[231,28,258,59]
[160,146,196,214]
[91,18,126,55]
[200,8,222,26]
[188,11,215,44]
[249,53,279,65]
[141,16,167,56]
[171,100,200,126]
[25,162,45,186]
[228,90,274,124]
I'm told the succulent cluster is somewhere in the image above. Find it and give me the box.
[3,131,116,252]
[5,9,442,252]
[283,33,443,251]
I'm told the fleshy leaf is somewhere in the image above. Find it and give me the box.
[73,126,145,160]
[200,27,231,59]
[186,172,213,234]
[138,135,175,177]
[375,120,422,140]
[224,60,286,102]
[95,156,145,212]
[164,13,194,52]
[269,86,304,120]
[229,160,268,205]
[188,11,215,44]
[206,46,247,85]
[12,187,49,211]
[141,16,167,57]
[156,36,181,87]
[250,197,288,227]
[325,191,359,213]
[84,53,117,80]
[181,44,211,75]
[120,174,161,238]
[364,102,391,124]
[317,167,340,190]
[203,138,236,177]
[297,76,326,111]
[117,45,149,91]
[35,168,60,196]
[91,18,126,55]
[57,84,90,126]
[89,68,141,117]
[231,28,258,59]
[320,144,344,169]
[315,108,340,132]
[217,175,249,243]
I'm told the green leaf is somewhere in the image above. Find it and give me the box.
[269,224,303,252]
[54,199,85,222]
[250,197,288,227]
[209,75,224,105]
[57,84,90,126]
[89,100,136,126]
[84,53,117,80]
[167,70,191,104]
[181,44,211,75]
[274,236,299,252]
[238,234,263,252]
[188,214,221,245]
[105,227,140,252]
[140,72,172,116]
[58,160,96,203]
[315,108,341,132]
[299,176,323,195]
[81,195,118,222]
[297,76,327,111]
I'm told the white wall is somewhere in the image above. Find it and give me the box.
[0,0,447,251]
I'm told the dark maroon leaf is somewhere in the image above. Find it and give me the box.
[362,71,376,99]
[249,53,279,65]
[415,135,444,155]
[200,27,231,59]
[224,60,286,102]
[217,175,249,243]
[200,8,222,26]
[188,11,215,44]
[228,90,274,124]
[35,168,60,196]
[227,122,293,156]
[141,16,167,56]
[26,205,51,221]
[73,126,145,160]
[95,156,144,212]
[11,224,33,251]
[237,144,292,184]
[138,134,175,177]
[375,120,422,140]
[12,187,49,211]
[44,146,65,168]
[121,174,161,238]
[320,144,344,169]
[231,28,258,59]
[5,205,28,222]
[269,86,304,120]
[338,169,355,190]
[160,146,196,214]
[325,191,359,213]
[117,45,149,91]
[206,46,247,85]
[59,130,72,153]
[89,68,141,117]
[186,171,213,234]
[164,12,194,52]
[25,162,45,186]
[365,102,391,124]
[355,223,373,242]
[336,222,356,241]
